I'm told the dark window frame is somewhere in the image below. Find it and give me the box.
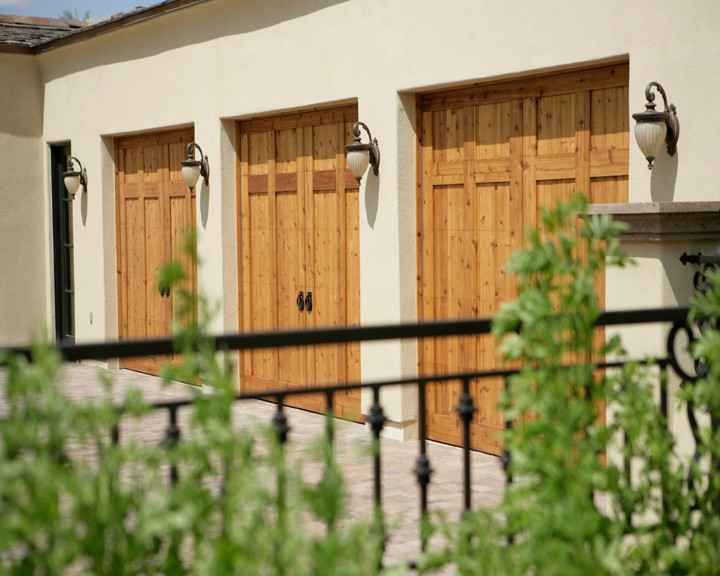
[50,144,75,344]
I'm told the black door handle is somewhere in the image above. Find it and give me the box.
[297,291,304,311]
[305,291,312,312]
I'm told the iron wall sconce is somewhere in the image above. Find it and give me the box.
[632,81,679,169]
[63,156,87,199]
[345,121,380,184]
[180,142,209,193]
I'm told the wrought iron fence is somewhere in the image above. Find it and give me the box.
[1,305,699,569]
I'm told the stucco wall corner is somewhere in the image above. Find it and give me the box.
[0,53,47,345]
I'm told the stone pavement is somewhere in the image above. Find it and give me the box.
[1,362,506,569]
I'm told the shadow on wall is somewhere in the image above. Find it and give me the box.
[650,151,679,202]
[612,243,696,310]
[41,0,353,81]
[200,182,210,229]
[365,174,379,229]
[81,185,88,226]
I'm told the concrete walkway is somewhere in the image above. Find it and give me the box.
[1,363,506,568]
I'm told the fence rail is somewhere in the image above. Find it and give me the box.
[0,306,698,569]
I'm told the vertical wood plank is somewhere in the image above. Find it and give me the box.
[267,132,279,382]
[334,120,348,389]
[278,127,304,387]
[239,130,251,387]
[421,109,435,384]
[125,197,145,340]
[116,145,127,346]
[507,99,524,306]
[343,120,362,417]
[303,124,316,387]
[522,98,538,237]
[575,90,591,197]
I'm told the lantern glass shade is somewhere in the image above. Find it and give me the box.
[346,150,370,182]
[634,120,667,164]
[64,173,82,197]
[182,162,202,190]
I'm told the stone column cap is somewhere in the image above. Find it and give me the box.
[588,202,720,241]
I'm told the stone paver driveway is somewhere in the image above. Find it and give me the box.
[1,362,506,568]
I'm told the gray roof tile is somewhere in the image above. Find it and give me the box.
[0,14,86,47]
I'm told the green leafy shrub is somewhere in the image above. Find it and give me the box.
[5,200,720,575]
[0,238,386,575]
[0,343,385,575]
[420,195,720,575]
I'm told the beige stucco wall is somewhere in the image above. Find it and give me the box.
[0,53,47,346]
[11,0,718,435]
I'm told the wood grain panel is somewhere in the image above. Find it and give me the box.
[590,149,629,177]
[238,107,361,420]
[242,107,355,134]
[419,65,628,454]
[116,128,196,377]
[420,63,629,112]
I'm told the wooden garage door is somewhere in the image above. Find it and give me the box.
[419,64,629,454]
[116,128,197,376]
[238,107,361,420]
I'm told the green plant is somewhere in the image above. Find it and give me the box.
[419,195,720,575]
[489,195,637,575]
[59,8,90,20]
[0,233,388,575]
[0,342,156,575]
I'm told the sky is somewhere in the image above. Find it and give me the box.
[0,0,155,19]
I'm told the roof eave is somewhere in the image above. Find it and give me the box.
[0,44,33,54]
[30,0,210,54]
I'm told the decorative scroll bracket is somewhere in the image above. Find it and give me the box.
[680,251,720,295]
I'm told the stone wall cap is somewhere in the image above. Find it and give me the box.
[588,202,720,242]
[589,201,720,216]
